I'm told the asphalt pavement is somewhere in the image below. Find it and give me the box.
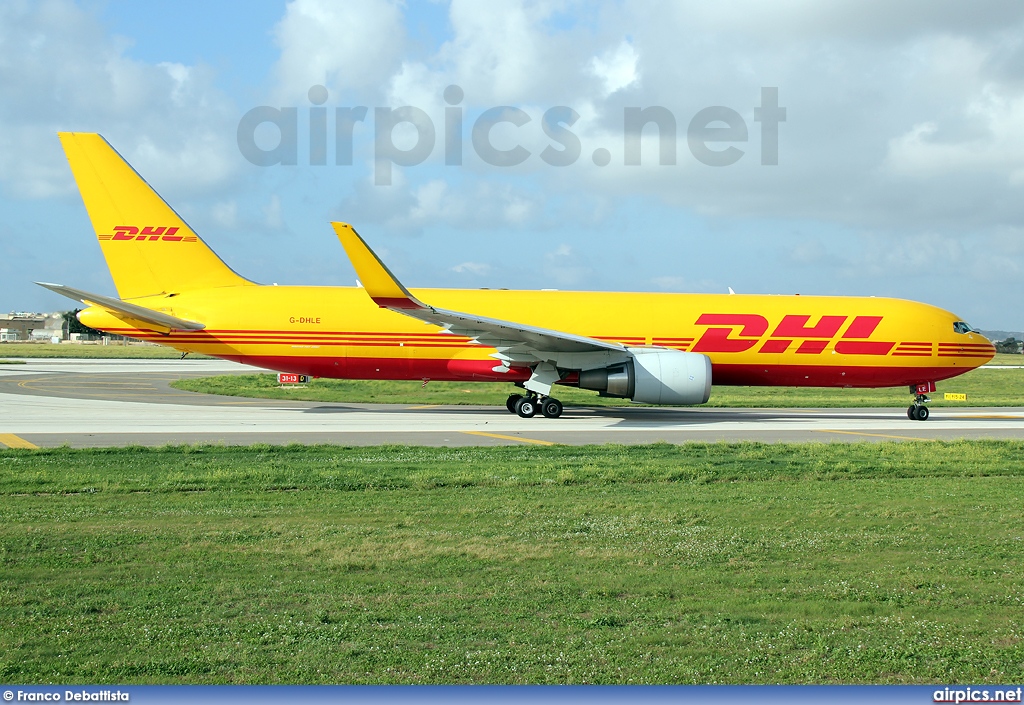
[2,358,1023,448]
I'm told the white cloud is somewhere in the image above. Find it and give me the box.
[543,243,590,287]
[387,61,446,113]
[654,1,1024,43]
[884,88,1024,179]
[200,193,287,235]
[591,40,639,97]
[503,194,533,224]
[336,176,541,233]
[0,0,239,199]
[262,194,283,229]
[836,232,965,282]
[651,275,685,291]
[408,180,460,222]
[451,261,492,275]
[789,239,830,266]
[271,0,405,103]
[299,0,1024,258]
[211,201,239,229]
[432,0,605,105]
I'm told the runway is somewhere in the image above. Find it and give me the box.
[2,358,1024,448]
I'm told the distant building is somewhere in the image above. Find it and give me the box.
[0,312,66,342]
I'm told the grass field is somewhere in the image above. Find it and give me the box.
[0,343,212,359]
[1,442,1022,684]
[171,361,1024,408]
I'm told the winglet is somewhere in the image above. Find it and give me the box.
[332,222,425,310]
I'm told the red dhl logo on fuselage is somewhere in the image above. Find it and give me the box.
[97,226,197,242]
[689,314,893,355]
[680,314,989,357]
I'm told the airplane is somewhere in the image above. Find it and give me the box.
[38,132,995,422]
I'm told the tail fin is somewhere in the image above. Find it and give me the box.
[58,132,253,299]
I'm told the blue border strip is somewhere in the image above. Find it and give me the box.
[1,685,1023,705]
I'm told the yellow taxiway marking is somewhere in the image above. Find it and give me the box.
[814,429,932,442]
[463,431,555,446]
[407,404,441,410]
[0,433,39,449]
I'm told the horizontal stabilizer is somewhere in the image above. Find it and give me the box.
[36,282,205,334]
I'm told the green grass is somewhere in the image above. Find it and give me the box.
[989,353,1024,365]
[0,343,212,359]
[171,363,1024,407]
[1,442,1022,684]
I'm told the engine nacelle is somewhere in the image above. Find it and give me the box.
[577,349,712,405]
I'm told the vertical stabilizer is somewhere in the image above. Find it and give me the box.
[58,132,253,299]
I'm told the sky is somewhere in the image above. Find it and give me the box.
[2,0,1024,329]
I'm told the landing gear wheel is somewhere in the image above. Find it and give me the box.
[506,394,523,414]
[515,396,537,418]
[908,392,931,421]
[541,397,563,419]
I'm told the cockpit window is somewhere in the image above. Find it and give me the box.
[953,322,974,334]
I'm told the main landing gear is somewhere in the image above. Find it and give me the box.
[907,394,930,421]
[506,392,563,419]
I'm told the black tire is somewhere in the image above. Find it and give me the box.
[541,398,563,419]
[915,405,930,421]
[907,405,917,420]
[506,393,523,414]
[515,397,537,418]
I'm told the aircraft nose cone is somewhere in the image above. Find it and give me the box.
[970,332,996,359]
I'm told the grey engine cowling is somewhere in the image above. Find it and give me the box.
[577,348,712,405]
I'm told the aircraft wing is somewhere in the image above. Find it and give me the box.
[36,282,205,334]
[332,222,625,358]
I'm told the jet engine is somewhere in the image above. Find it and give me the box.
[577,349,712,405]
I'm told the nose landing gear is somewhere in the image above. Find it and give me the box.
[907,395,930,421]
[505,392,564,418]
[907,382,935,421]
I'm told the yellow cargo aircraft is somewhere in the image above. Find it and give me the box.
[40,133,995,421]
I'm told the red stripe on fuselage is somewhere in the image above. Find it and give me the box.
[220,354,532,383]
[210,354,969,390]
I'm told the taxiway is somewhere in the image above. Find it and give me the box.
[2,358,1023,448]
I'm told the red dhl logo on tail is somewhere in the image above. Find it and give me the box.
[689,314,895,355]
[97,226,197,242]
